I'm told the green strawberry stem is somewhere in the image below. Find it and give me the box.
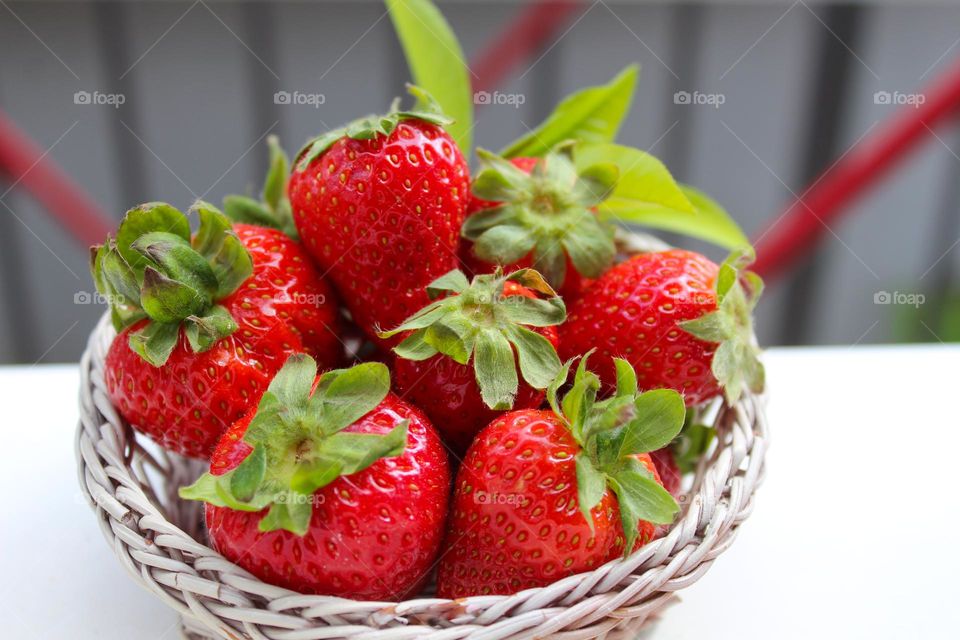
[378,268,566,410]
[295,84,452,171]
[222,135,299,240]
[463,144,619,288]
[180,354,408,536]
[680,247,765,404]
[547,352,685,555]
[90,202,253,367]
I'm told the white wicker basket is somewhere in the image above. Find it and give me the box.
[76,312,768,640]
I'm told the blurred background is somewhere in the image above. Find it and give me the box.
[1,0,959,364]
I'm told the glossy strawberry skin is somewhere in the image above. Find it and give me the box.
[392,282,559,456]
[104,225,342,459]
[204,393,451,600]
[459,156,591,299]
[436,410,661,598]
[289,120,469,344]
[560,250,722,406]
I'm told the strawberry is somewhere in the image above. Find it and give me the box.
[180,355,450,600]
[560,248,764,406]
[436,355,684,598]
[650,447,681,498]
[458,146,618,295]
[288,87,469,345]
[91,202,342,458]
[379,268,565,456]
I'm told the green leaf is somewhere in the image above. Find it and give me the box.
[501,65,638,158]
[619,389,686,456]
[267,353,317,409]
[473,328,518,410]
[473,225,537,265]
[116,203,191,276]
[314,362,391,433]
[460,205,522,239]
[573,162,619,207]
[574,142,694,215]
[560,214,616,279]
[500,295,566,327]
[185,305,238,352]
[222,195,279,229]
[507,325,562,390]
[530,241,567,288]
[599,174,749,251]
[140,267,207,323]
[317,422,408,479]
[230,445,267,501]
[393,329,440,361]
[424,320,472,365]
[609,466,679,553]
[613,358,637,398]
[263,134,288,212]
[546,358,574,417]
[575,452,607,533]
[386,0,473,153]
[259,499,313,536]
[132,231,218,302]
[127,321,180,367]
[426,269,470,299]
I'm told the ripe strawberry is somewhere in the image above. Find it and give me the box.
[560,248,764,406]
[92,202,342,458]
[181,355,450,600]
[436,355,684,598]
[379,268,565,456]
[288,88,469,345]
[459,146,618,295]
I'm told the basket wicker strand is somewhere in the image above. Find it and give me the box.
[77,312,768,639]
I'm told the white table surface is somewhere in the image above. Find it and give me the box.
[2,345,958,639]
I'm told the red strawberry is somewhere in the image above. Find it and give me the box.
[458,146,618,296]
[436,355,683,598]
[560,248,764,406]
[380,269,565,456]
[92,202,342,458]
[289,88,469,345]
[181,355,450,600]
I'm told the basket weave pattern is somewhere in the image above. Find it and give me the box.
[76,313,768,640]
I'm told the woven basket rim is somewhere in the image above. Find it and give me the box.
[76,311,768,640]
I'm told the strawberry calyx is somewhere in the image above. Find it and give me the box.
[179,354,408,536]
[295,84,453,171]
[546,352,684,554]
[222,135,299,239]
[90,202,253,367]
[680,247,765,404]
[462,144,619,288]
[379,268,565,410]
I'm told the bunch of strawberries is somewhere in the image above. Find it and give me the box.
[89,0,763,603]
